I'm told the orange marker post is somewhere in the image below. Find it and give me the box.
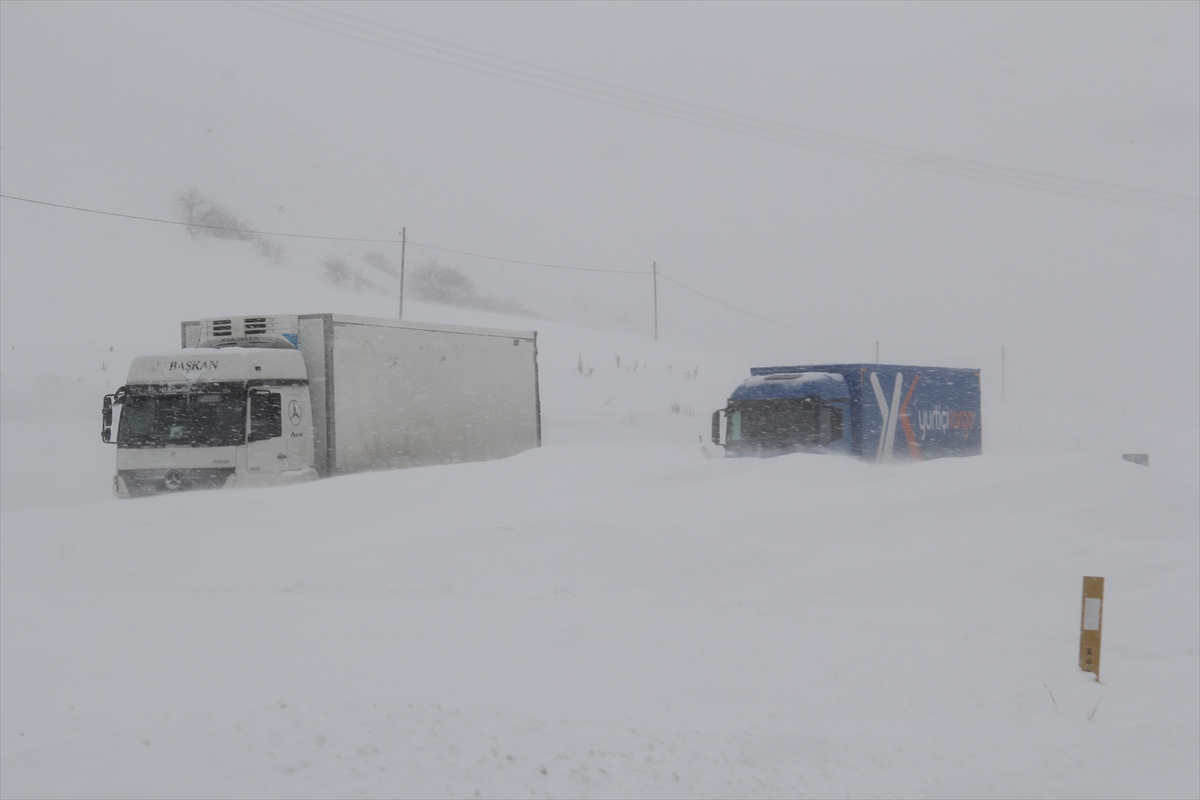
[1079,576,1104,680]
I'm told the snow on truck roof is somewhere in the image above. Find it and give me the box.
[731,371,846,401]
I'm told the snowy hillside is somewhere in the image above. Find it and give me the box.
[2,3,1198,798]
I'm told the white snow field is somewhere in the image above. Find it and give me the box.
[2,4,1197,797]
[1,264,1198,797]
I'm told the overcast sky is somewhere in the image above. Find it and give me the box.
[2,1,1197,413]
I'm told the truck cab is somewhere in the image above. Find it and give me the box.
[712,372,852,457]
[103,312,542,496]
[103,348,316,497]
[712,364,982,462]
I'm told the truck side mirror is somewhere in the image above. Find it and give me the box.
[101,395,115,443]
[711,409,722,445]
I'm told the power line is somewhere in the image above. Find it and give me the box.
[0,192,645,274]
[0,193,399,243]
[405,240,647,274]
[231,0,1199,214]
[0,191,1017,365]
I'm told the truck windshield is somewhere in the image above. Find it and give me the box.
[117,391,246,448]
[728,399,842,449]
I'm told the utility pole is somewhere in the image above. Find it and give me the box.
[1002,344,1006,402]
[652,261,658,342]
[398,227,406,320]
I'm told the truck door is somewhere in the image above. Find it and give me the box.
[280,387,312,469]
[246,388,286,484]
[818,401,850,453]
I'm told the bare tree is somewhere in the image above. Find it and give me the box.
[323,257,352,286]
[410,262,477,305]
[176,188,284,262]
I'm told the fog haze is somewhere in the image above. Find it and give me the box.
[2,1,1197,407]
[2,4,1199,796]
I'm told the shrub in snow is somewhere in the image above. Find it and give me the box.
[410,261,476,306]
[176,188,283,263]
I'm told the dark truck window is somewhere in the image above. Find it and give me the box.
[820,405,844,446]
[118,392,246,448]
[248,391,282,441]
[728,398,843,449]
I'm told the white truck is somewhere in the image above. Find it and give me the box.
[102,314,541,497]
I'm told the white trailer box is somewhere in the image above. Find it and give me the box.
[181,313,542,477]
[105,314,540,496]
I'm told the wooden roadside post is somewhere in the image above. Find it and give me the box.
[652,261,658,342]
[398,227,406,320]
[1079,576,1104,680]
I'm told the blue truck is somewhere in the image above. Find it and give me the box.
[711,364,981,461]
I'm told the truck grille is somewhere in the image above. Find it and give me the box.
[118,467,236,498]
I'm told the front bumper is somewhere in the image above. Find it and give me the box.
[115,467,237,498]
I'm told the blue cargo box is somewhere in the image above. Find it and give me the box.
[713,364,981,461]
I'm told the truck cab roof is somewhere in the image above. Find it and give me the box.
[730,372,847,401]
[126,348,307,385]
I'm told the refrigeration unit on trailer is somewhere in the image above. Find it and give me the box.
[103,314,541,497]
[711,364,981,462]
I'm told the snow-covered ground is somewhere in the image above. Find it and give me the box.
[2,279,1197,797]
[2,4,1197,797]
